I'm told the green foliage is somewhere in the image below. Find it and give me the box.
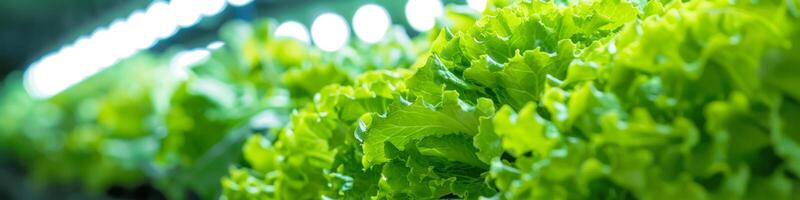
[224,0,800,199]
[1,0,800,199]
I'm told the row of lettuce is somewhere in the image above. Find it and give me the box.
[0,14,425,199]
[221,0,800,199]
[2,0,800,199]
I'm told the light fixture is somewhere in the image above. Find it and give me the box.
[171,0,203,27]
[126,11,159,51]
[352,4,391,43]
[145,1,179,39]
[274,21,311,43]
[311,13,350,52]
[405,0,444,32]
[102,20,140,65]
[200,0,227,16]
[24,0,234,98]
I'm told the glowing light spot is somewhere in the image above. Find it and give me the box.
[171,0,202,27]
[274,21,311,43]
[405,0,443,32]
[145,1,179,39]
[207,41,225,50]
[352,4,391,43]
[311,13,350,52]
[200,0,227,16]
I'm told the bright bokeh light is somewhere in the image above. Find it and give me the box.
[227,0,254,7]
[87,28,120,69]
[145,1,179,39]
[405,0,444,32]
[207,41,225,50]
[24,57,58,98]
[200,0,227,16]
[171,0,203,27]
[107,20,138,59]
[126,11,160,50]
[275,21,311,43]
[24,49,96,98]
[311,13,350,52]
[467,0,487,12]
[71,37,95,71]
[24,0,232,98]
[352,4,391,43]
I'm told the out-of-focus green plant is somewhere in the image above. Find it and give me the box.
[0,55,165,191]
[0,16,425,199]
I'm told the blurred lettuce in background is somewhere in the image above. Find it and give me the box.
[0,16,425,199]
